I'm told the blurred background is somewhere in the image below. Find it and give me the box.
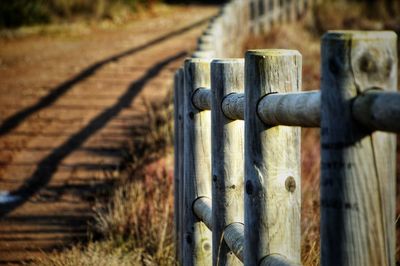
[0,0,226,29]
[0,0,399,265]
[0,0,400,29]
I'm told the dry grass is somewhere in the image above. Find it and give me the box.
[0,0,161,29]
[34,93,176,266]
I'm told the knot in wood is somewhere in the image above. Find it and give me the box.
[359,52,377,74]
[285,176,296,193]
[202,241,211,252]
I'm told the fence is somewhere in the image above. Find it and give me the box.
[174,1,400,266]
[192,0,311,59]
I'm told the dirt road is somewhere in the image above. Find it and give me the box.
[0,6,217,264]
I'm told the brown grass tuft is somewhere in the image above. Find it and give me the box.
[34,93,176,265]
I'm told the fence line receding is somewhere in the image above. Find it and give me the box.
[174,1,399,266]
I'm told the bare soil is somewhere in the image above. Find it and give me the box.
[0,6,217,264]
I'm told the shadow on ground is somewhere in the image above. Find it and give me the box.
[0,14,213,264]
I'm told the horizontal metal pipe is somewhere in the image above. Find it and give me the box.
[192,88,211,110]
[257,91,320,127]
[352,90,400,133]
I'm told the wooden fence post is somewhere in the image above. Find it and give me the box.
[244,50,302,265]
[241,0,251,38]
[250,0,260,36]
[174,68,184,264]
[296,0,305,18]
[211,59,245,266]
[273,0,280,24]
[260,0,271,34]
[320,31,397,266]
[183,58,213,265]
[288,0,296,22]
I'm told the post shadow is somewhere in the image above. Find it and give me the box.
[0,51,187,216]
[0,15,215,136]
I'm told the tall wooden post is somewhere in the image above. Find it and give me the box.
[174,68,184,264]
[320,31,397,266]
[273,0,281,23]
[183,58,213,265]
[261,0,271,34]
[244,50,302,266]
[250,0,260,36]
[211,59,245,266]
[288,0,296,22]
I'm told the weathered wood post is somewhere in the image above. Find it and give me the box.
[220,5,234,57]
[288,0,296,22]
[183,58,213,265]
[174,68,184,264]
[240,0,251,39]
[235,0,250,48]
[257,0,265,34]
[320,31,397,266]
[211,59,245,266]
[273,0,280,24]
[197,34,215,53]
[250,0,260,36]
[260,0,271,34]
[212,18,225,57]
[296,0,305,18]
[244,50,302,265]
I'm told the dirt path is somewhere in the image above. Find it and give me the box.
[0,6,217,264]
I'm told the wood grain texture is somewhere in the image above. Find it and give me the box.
[352,90,400,133]
[244,50,302,266]
[257,91,320,127]
[320,31,397,266]
[211,59,245,266]
[183,58,213,266]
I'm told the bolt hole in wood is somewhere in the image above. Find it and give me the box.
[188,112,194,120]
[185,234,192,244]
[245,180,253,195]
[285,176,296,193]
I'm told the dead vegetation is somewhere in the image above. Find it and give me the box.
[34,94,176,266]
